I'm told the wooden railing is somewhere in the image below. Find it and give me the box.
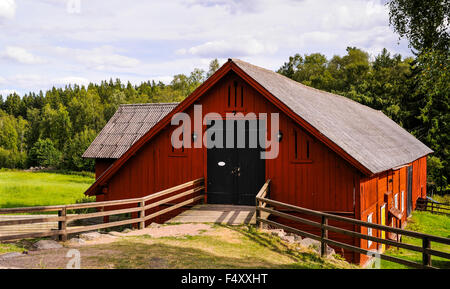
[416,198,450,216]
[0,178,205,242]
[256,187,450,269]
[255,179,270,229]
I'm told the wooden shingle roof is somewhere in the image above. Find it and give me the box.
[83,103,178,159]
[83,59,432,174]
[232,59,432,174]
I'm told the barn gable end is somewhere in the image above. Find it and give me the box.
[82,59,432,265]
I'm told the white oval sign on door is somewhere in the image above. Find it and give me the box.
[218,161,225,167]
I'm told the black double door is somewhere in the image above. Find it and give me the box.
[207,119,265,206]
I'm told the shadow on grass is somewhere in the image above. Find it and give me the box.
[215,224,338,268]
[89,241,328,269]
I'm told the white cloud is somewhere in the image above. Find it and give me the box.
[0,0,16,21]
[178,38,277,57]
[0,0,411,95]
[183,0,263,14]
[54,46,140,71]
[8,74,45,88]
[0,89,18,96]
[53,76,90,86]
[2,74,90,90]
[1,46,45,64]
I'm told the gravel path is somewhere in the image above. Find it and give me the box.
[124,223,212,238]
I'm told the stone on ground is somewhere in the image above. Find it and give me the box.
[0,252,23,260]
[34,240,63,250]
[300,238,320,249]
[149,222,161,228]
[299,238,335,256]
[108,231,123,237]
[68,238,86,245]
[280,235,296,243]
[79,232,101,241]
[269,229,286,238]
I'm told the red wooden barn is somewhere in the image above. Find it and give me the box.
[83,59,432,265]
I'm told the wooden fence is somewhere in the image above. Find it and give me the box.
[256,180,450,269]
[416,198,450,216]
[0,178,204,242]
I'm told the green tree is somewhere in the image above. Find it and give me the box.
[40,103,72,150]
[413,50,449,191]
[207,59,220,78]
[388,0,449,53]
[278,53,334,91]
[63,128,96,171]
[3,93,22,117]
[67,88,105,132]
[0,110,19,150]
[28,138,61,168]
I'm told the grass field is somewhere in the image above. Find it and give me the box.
[381,210,450,269]
[0,170,95,208]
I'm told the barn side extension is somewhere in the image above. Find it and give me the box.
[81,59,433,265]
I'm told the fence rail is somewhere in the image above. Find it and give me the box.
[255,183,450,269]
[0,178,205,242]
[416,198,450,216]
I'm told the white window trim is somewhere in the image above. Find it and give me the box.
[394,193,398,209]
[401,191,405,212]
[367,213,373,248]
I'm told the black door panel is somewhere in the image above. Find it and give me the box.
[407,166,413,216]
[207,119,265,206]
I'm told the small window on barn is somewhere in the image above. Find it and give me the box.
[367,213,373,248]
[227,81,244,109]
[394,193,398,209]
[169,128,187,157]
[291,128,312,163]
[234,81,238,107]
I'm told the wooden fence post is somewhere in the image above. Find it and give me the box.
[256,200,261,229]
[138,200,145,230]
[422,237,431,268]
[58,207,67,242]
[320,216,328,257]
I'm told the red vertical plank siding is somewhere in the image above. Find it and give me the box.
[97,71,428,265]
[94,159,114,180]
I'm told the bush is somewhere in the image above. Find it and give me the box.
[27,138,62,168]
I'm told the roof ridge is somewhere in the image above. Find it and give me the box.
[119,102,179,106]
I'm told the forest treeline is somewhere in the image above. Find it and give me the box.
[0,61,219,172]
[0,0,448,192]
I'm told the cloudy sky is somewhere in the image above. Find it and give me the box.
[0,0,411,96]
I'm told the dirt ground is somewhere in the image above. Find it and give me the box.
[0,224,353,269]
[0,223,214,269]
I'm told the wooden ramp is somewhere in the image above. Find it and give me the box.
[167,204,258,225]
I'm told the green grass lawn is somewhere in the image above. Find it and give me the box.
[381,211,450,269]
[431,194,450,204]
[0,170,95,209]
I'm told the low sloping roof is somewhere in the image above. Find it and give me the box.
[232,59,432,174]
[83,103,178,159]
